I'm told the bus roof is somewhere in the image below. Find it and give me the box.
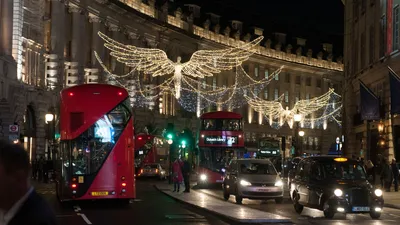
[200,111,242,119]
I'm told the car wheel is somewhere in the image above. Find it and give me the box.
[235,195,243,204]
[370,211,381,219]
[323,200,335,219]
[275,197,284,204]
[292,192,303,214]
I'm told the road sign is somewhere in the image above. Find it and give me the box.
[9,125,19,133]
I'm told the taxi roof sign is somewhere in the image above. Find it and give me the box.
[334,157,348,162]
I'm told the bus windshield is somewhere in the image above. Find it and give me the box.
[259,140,279,148]
[68,99,131,175]
[202,119,242,131]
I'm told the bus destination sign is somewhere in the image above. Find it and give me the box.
[204,136,238,145]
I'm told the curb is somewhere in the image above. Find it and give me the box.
[154,185,292,224]
[384,203,400,210]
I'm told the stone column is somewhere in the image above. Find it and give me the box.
[69,3,85,85]
[0,0,13,56]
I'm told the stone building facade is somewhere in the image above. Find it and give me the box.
[0,0,343,159]
[343,0,400,162]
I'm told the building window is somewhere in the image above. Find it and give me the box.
[274,88,279,100]
[295,92,300,102]
[380,15,387,57]
[285,73,290,83]
[394,6,400,50]
[212,77,216,90]
[361,32,366,69]
[264,89,268,99]
[285,91,289,103]
[274,73,279,81]
[306,77,311,86]
[264,69,269,78]
[295,76,300,84]
[316,78,322,88]
[254,66,259,77]
[370,25,375,64]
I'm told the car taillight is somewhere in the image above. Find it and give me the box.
[71,184,77,188]
[122,182,127,187]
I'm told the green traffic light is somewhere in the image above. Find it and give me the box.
[167,134,173,139]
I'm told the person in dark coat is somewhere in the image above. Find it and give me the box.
[391,159,399,192]
[0,140,57,225]
[182,157,191,193]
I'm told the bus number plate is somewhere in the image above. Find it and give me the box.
[92,192,108,196]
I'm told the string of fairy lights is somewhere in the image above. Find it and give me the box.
[96,32,342,129]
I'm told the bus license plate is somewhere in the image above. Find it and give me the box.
[92,192,108,196]
[352,206,370,212]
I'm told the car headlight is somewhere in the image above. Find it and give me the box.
[240,180,252,186]
[200,174,207,181]
[374,189,383,197]
[275,180,283,187]
[334,189,343,197]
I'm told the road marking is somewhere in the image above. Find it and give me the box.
[78,213,92,224]
[73,205,81,212]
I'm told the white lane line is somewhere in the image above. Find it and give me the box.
[73,205,81,212]
[77,213,92,224]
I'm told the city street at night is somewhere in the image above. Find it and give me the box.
[34,179,400,225]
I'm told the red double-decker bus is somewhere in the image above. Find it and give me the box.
[197,111,245,186]
[55,84,135,203]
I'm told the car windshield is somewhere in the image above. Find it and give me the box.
[239,162,277,175]
[322,162,367,180]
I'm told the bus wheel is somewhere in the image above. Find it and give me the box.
[223,187,230,201]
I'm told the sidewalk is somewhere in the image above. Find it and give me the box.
[154,182,291,224]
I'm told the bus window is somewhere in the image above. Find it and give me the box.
[70,101,131,175]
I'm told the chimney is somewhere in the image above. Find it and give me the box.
[252,27,264,36]
[322,43,333,53]
[296,37,306,47]
[230,20,243,33]
[207,13,220,25]
[274,32,286,45]
[184,4,201,18]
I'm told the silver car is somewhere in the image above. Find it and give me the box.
[222,159,284,204]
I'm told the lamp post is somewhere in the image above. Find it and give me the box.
[45,111,55,162]
[298,130,305,156]
[293,112,302,157]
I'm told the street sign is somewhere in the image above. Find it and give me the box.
[9,125,19,133]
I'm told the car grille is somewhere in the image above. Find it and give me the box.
[349,189,369,206]
[251,183,275,187]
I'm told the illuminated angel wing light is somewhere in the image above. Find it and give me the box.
[96,32,263,98]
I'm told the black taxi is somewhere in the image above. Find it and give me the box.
[289,156,384,219]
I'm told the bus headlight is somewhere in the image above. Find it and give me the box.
[374,189,383,197]
[240,180,251,186]
[200,174,207,181]
[275,180,283,187]
[334,189,343,197]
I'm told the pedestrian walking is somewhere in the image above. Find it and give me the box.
[182,157,191,193]
[0,140,57,225]
[172,158,183,192]
[391,159,399,192]
[380,159,393,192]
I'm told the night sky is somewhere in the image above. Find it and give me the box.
[170,0,344,56]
